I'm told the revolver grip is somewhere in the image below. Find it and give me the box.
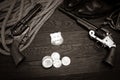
[10,39,24,66]
[104,47,116,66]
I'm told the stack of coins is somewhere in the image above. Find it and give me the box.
[42,52,71,69]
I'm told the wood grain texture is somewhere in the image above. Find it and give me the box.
[0,9,120,79]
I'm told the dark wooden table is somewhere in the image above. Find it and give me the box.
[0,10,120,80]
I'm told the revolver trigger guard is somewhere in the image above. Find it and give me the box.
[95,41,106,49]
[95,41,101,49]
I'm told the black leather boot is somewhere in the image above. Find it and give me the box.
[62,0,113,18]
[63,0,84,11]
[76,0,113,18]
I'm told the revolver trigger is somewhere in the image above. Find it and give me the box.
[95,41,101,49]
[101,44,106,48]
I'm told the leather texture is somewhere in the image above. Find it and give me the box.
[62,0,113,18]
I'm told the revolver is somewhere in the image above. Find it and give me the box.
[59,7,116,67]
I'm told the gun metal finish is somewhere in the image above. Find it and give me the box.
[59,6,116,67]
[10,3,42,66]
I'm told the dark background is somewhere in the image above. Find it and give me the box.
[0,9,120,79]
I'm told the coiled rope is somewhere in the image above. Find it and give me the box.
[0,0,63,55]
